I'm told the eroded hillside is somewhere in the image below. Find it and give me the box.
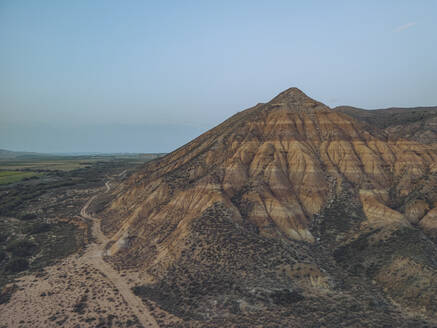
[98,88,437,327]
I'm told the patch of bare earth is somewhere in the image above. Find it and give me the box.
[0,179,159,328]
[0,253,143,327]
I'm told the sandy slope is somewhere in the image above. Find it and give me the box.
[80,194,158,328]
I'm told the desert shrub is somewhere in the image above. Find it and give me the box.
[23,223,51,234]
[19,213,37,221]
[72,295,88,314]
[0,251,7,263]
[6,240,38,257]
[0,232,7,243]
[0,284,18,304]
[5,257,29,273]
[270,289,304,305]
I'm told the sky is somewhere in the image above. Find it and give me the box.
[1,1,436,153]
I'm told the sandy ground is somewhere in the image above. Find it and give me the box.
[0,179,160,328]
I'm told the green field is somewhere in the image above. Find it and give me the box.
[0,159,93,171]
[0,153,165,172]
[0,153,166,185]
[0,155,108,171]
[0,171,42,185]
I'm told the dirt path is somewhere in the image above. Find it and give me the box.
[80,183,159,328]
[104,181,111,192]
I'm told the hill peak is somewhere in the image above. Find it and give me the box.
[270,87,310,102]
[266,87,328,112]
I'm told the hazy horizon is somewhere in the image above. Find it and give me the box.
[1,1,436,153]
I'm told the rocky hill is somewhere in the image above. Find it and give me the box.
[98,88,437,327]
[334,105,437,144]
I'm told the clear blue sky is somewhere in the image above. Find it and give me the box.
[1,1,436,153]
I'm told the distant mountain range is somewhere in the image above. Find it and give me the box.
[0,149,166,159]
[0,149,44,159]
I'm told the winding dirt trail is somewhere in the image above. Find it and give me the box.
[80,180,159,328]
[104,181,111,192]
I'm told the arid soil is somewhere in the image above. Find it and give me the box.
[80,192,158,328]
[0,176,160,328]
